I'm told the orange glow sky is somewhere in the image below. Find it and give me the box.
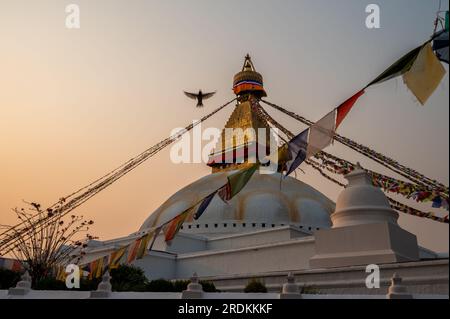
[0,0,448,252]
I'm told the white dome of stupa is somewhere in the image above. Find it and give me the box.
[139,170,335,236]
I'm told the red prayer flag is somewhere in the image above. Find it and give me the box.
[335,90,365,129]
[127,238,142,264]
[11,260,23,272]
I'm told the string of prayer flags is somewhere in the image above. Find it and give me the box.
[314,151,449,210]
[387,196,449,224]
[285,128,309,177]
[335,90,366,129]
[403,43,446,105]
[0,258,23,272]
[79,226,165,275]
[306,153,449,223]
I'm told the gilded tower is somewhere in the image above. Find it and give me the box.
[207,55,276,173]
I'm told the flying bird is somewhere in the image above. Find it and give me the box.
[184,90,216,107]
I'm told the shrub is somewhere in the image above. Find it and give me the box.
[145,278,218,292]
[146,279,174,292]
[172,279,190,292]
[199,280,218,292]
[244,279,267,293]
[0,269,21,289]
[300,285,320,294]
[79,277,101,291]
[34,277,67,290]
[109,265,148,291]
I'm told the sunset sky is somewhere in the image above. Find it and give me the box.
[0,0,448,252]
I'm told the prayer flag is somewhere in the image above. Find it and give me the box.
[306,110,336,158]
[88,259,98,280]
[433,31,449,64]
[136,230,158,259]
[403,43,446,105]
[109,246,127,269]
[285,128,309,177]
[218,164,259,202]
[218,183,232,202]
[194,191,217,220]
[126,238,142,264]
[335,90,365,129]
[446,11,449,32]
[163,208,193,243]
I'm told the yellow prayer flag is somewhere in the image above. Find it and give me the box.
[136,231,155,259]
[109,246,127,270]
[403,43,446,105]
[95,257,104,278]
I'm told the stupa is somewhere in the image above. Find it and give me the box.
[81,56,447,295]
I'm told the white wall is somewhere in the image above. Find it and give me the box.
[175,238,316,279]
[152,233,207,254]
[207,227,310,250]
[133,252,177,280]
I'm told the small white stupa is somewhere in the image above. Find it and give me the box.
[310,164,420,268]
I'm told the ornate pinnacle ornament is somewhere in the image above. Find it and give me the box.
[233,54,267,98]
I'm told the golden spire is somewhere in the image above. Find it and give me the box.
[208,56,273,172]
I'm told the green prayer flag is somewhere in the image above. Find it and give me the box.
[228,164,259,198]
[446,11,449,32]
[367,45,423,87]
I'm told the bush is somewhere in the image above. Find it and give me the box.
[244,279,267,293]
[146,279,175,292]
[34,277,67,290]
[300,285,320,294]
[0,269,21,289]
[145,278,218,292]
[109,265,148,291]
[199,280,218,292]
[79,277,101,291]
[172,279,190,292]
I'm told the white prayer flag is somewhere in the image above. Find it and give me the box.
[306,110,336,158]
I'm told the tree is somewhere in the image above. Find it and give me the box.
[3,201,95,287]
[244,279,267,293]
